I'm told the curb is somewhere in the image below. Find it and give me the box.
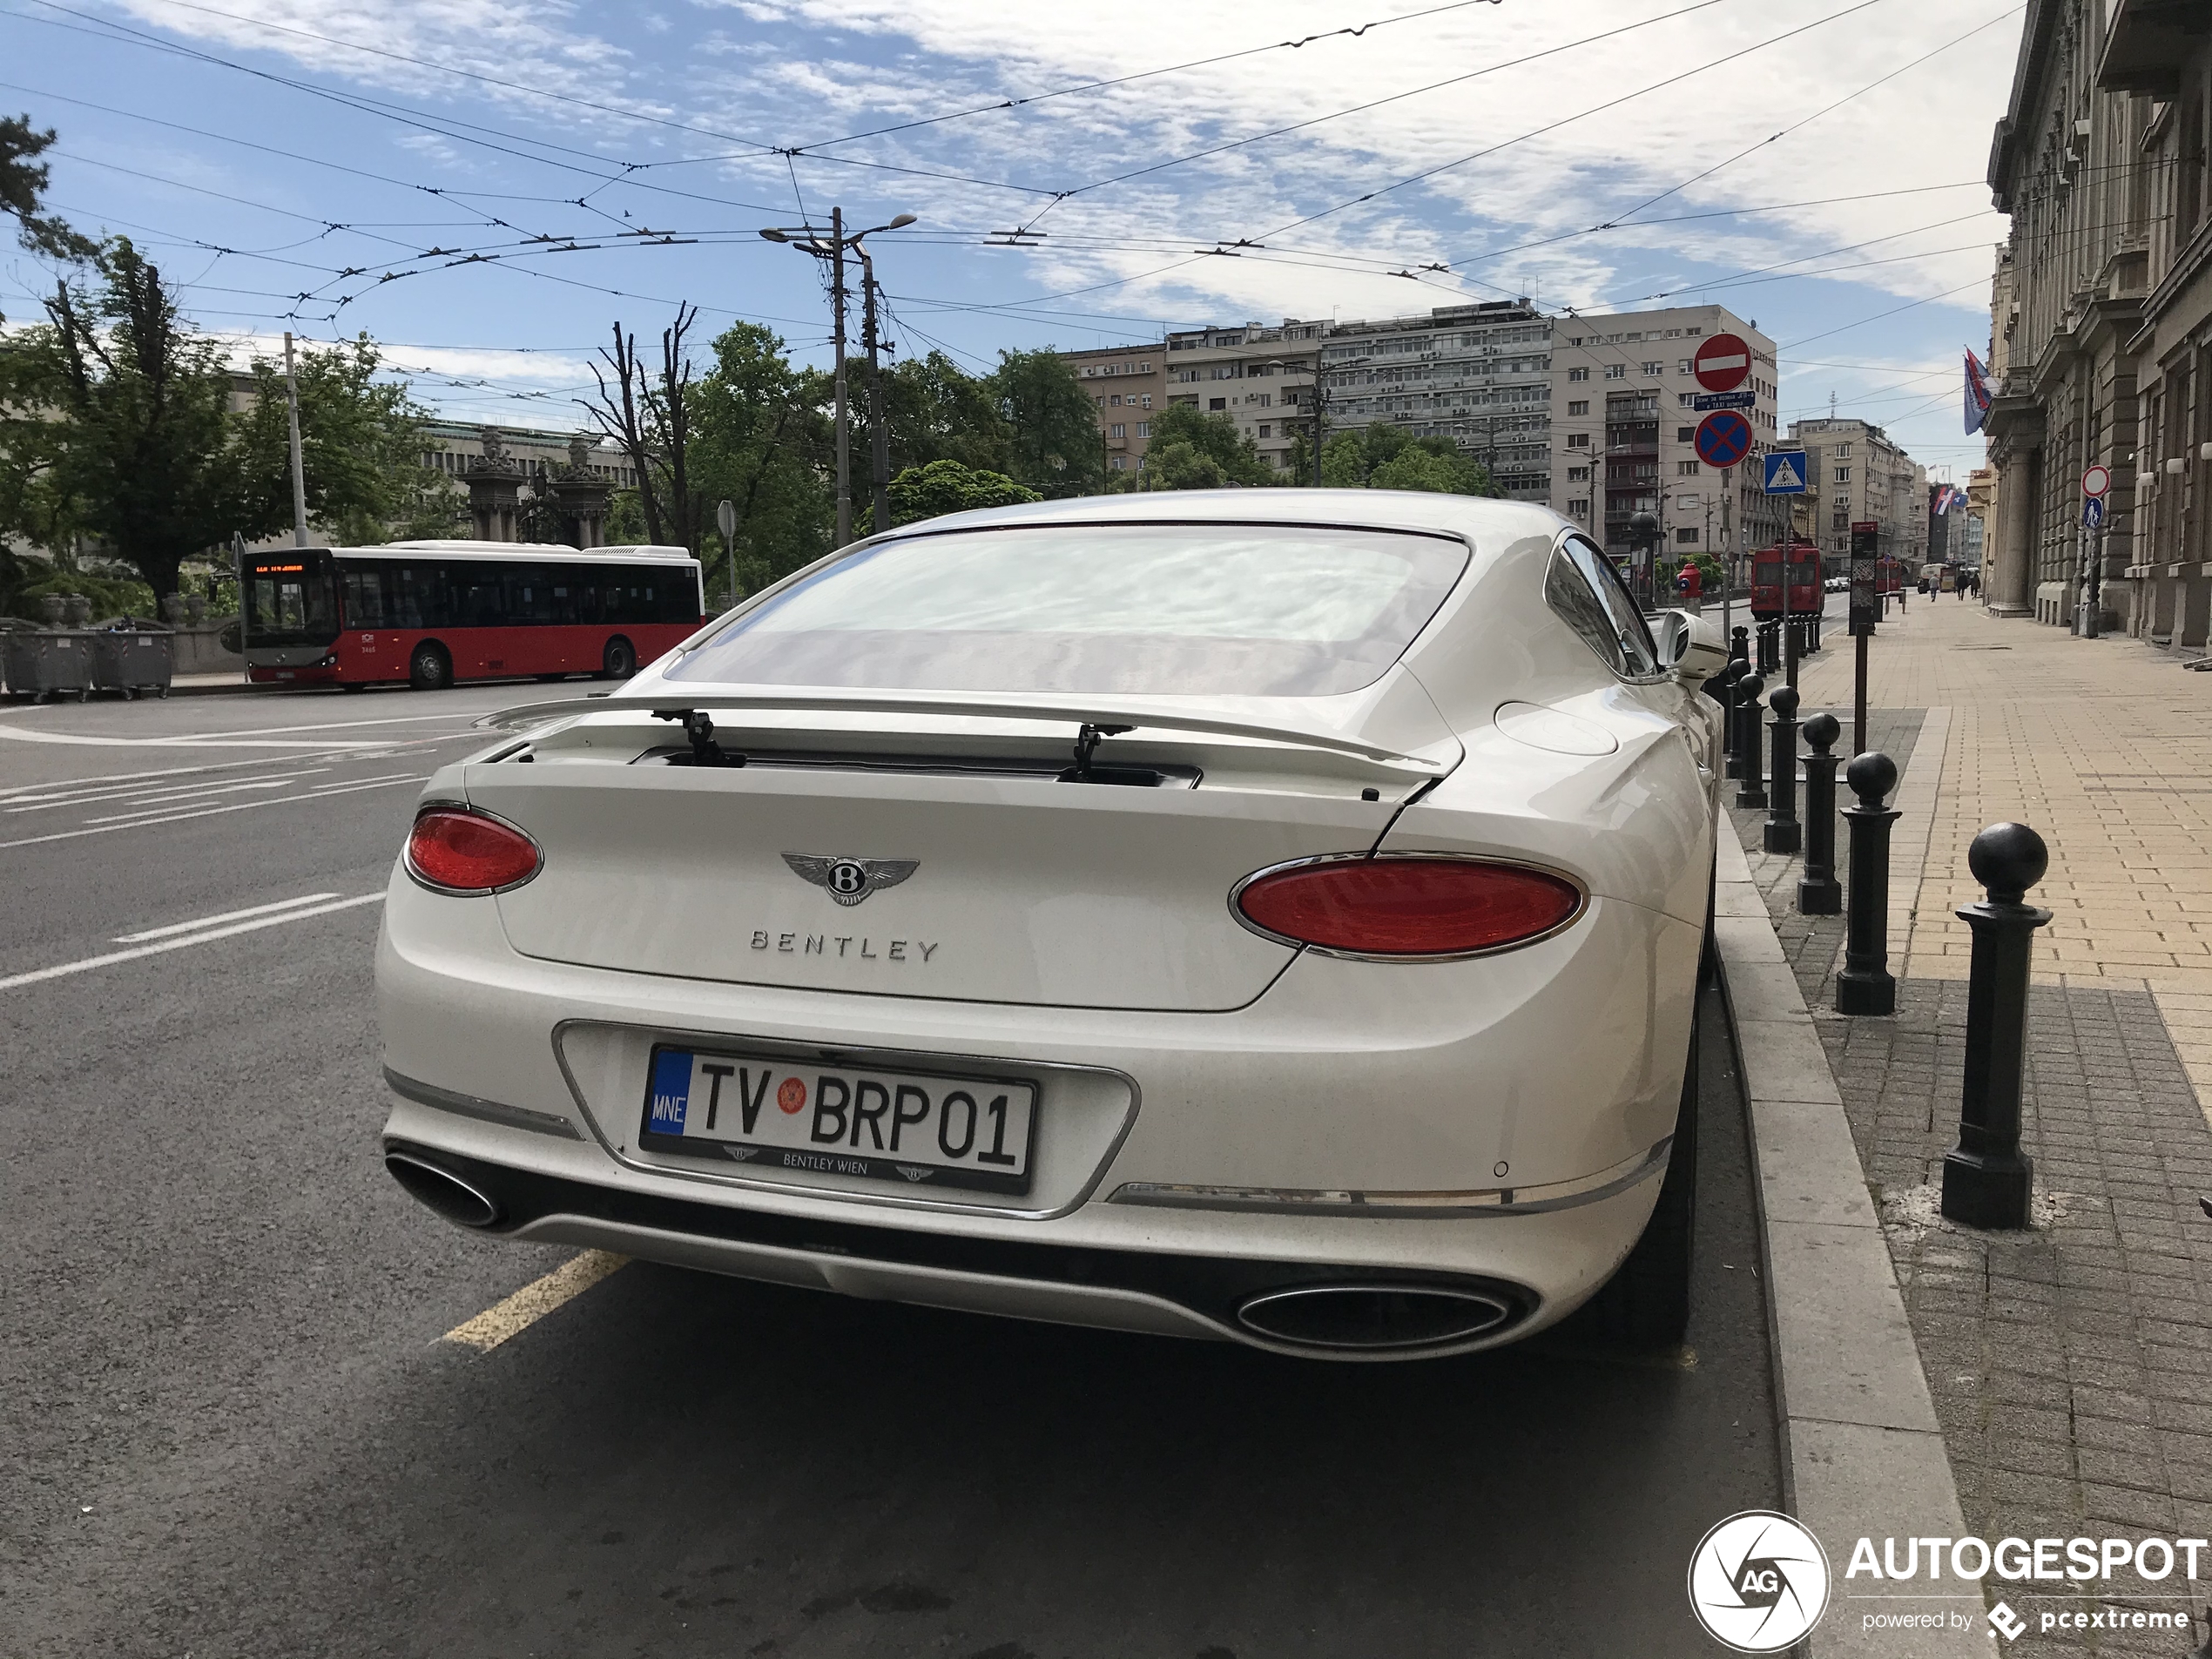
[1714,829,1976,1656]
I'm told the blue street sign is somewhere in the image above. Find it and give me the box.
[1764,450,1810,494]
[2082,496,2104,529]
[1695,410,1753,469]
[1690,390,1757,412]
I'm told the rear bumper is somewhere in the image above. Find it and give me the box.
[248,663,341,685]
[381,1131,1667,1359]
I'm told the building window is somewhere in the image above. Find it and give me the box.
[1109,395,1122,407]
[1137,361,1151,373]
[1568,367,1589,382]
[1258,394,1271,408]
[1676,460,1696,475]
[1258,424,1271,438]
[1676,527,1699,544]
[1677,360,1693,374]
[1835,443,1851,457]
[1567,465,1590,482]
[1605,364,1626,380]
[1109,455,1127,470]
[1568,498,1591,516]
[1136,421,1150,437]
[1567,433,1591,448]
[1642,361,1663,376]
[1110,424,1126,438]
[1568,400,1589,415]
[1139,395,1151,408]
[1677,426,1696,442]
[1835,468,1851,482]
[1095,396,1106,408]
[1209,397,1226,411]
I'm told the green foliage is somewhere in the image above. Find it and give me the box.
[861,350,1011,477]
[1662,550,1725,592]
[989,348,1103,499]
[687,321,835,604]
[1320,421,1498,496]
[1114,403,1275,492]
[236,334,457,545]
[881,458,1039,527]
[10,565,156,622]
[1,113,95,266]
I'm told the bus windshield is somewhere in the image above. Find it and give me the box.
[246,553,339,647]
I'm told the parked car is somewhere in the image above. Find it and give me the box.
[376,491,1728,1359]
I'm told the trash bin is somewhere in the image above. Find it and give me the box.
[91,627,175,699]
[1,631,96,703]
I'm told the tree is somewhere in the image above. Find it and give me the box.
[1319,421,1497,496]
[989,348,1103,498]
[235,334,456,544]
[685,320,834,602]
[881,458,1038,527]
[1118,403,1274,491]
[859,350,1010,478]
[37,240,251,600]
[1,115,95,266]
[584,303,704,556]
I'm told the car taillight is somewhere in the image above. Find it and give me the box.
[406,807,541,894]
[1234,857,1582,958]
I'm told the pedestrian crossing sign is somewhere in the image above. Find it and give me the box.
[1764,450,1809,494]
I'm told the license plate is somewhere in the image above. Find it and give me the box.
[638,1046,1035,1194]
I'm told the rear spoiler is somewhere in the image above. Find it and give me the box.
[475,691,1457,774]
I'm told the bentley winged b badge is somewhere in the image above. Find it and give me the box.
[782,853,920,907]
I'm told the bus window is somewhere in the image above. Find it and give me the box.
[248,559,338,646]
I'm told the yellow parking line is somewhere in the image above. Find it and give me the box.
[442,1251,629,1352]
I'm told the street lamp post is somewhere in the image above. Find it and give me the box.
[759,209,917,548]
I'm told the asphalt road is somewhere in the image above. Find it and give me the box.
[2,678,1782,1658]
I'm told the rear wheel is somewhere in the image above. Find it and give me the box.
[408,642,451,691]
[601,636,637,679]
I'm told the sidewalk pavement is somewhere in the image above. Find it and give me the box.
[1732,597,2212,1655]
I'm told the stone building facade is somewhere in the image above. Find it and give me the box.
[1160,324,1317,476]
[1981,0,2162,631]
[2103,0,2212,652]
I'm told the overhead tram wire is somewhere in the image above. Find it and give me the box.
[1016,0,1732,231]
[789,0,1507,153]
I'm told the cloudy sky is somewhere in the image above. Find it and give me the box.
[4,0,2026,475]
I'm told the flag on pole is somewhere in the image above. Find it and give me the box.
[1964,347,1993,435]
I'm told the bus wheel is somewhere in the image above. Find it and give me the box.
[408,643,452,691]
[602,637,637,679]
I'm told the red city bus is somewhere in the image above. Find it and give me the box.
[245,541,705,690]
[1749,538,1824,619]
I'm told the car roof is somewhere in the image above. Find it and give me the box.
[880,488,1569,546]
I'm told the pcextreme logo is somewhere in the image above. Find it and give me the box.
[1687,1511,1831,1652]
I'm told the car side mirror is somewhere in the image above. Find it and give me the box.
[1658,609,1730,682]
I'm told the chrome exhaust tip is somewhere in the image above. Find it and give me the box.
[1236,1284,1513,1352]
[384,1151,502,1230]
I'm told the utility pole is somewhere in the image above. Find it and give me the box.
[284,332,308,549]
[1721,465,1735,642]
[860,250,890,536]
[831,206,850,549]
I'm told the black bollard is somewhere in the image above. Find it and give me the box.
[1836,752,1899,1015]
[1733,673,1767,810]
[1797,713,1843,914]
[1720,659,1749,778]
[1764,685,1802,853]
[1730,624,1750,666]
[1939,823,2054,1229]
[1757,619,1777,674]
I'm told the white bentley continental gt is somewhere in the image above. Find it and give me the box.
[376,490,1730,1359]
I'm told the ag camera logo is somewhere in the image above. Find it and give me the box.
[1688,1511,1831,1652]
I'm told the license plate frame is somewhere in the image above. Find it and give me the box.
[637,1044,1036,1195]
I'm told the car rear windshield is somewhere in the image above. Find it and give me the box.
[667,523,1469,698]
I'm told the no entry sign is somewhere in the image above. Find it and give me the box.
[1695,409,1753,469]
[1692,333,1752,395]
[2081,463,2111,498]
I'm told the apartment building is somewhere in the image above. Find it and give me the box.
[1160,322,1321,475]
[1548,306,1783,561]
[1063,344,1165,479]
[1309,300,1554,500]
[1784,416,1929,570]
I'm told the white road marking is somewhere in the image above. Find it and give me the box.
[0,892,384,993]
[6,772,327,815]
[0,774,427,850]
[0,754,327,799]
[0,725,388,750]
[81,772,416,826]
[442,1251,629,1353]
[113,892,340,942]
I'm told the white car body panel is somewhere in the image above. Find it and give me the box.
[375,489,1722,1359]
